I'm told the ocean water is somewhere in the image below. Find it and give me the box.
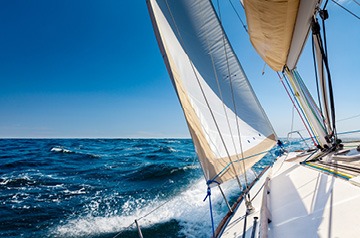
[0,139,283,238]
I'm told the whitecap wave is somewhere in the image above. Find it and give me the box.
[50,147,73,153]
[50,177,245,238]
[64,187,87,195]
[170,165,200,174]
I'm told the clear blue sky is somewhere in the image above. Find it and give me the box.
[0,0,359,138]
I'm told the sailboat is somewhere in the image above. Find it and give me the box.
[146,0,360,237]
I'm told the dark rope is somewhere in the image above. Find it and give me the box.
[242,210,248,238]
[323,0,330,11]
[312,18,337,142]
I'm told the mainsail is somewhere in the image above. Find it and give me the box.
[147,0,277,185]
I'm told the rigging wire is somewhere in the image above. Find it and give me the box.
[293,69,327,131]
[112,222,135,238]
[278,71,319,146]
[216,0,249,189]
[354,0,360,7]
[164,0,242,187]
[111,173,185,238]
[228,0,248,33]
[336,114,360,122]
[331,0,360,20]
[215,0,245,189]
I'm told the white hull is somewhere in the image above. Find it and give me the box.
[219,149,360,237]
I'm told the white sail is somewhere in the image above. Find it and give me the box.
[147,0,276,185]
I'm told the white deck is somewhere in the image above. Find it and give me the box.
[220,167,270,237]
[220,152,360,237]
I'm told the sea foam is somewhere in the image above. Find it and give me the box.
[50,176,245,238]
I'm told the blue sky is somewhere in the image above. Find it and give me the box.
[0,0,359,138]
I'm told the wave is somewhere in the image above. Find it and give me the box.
[63,187,87,196]
[50,147,74,153]
[125,163,199,181]
[154,146,178,153]
[0,175,36,187]
[50,178,240,238]
[50,147,100,159]
[170,165,200,174]
[0,159,43,169]
[0,172,69,190]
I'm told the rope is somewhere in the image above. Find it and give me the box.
[312,17,337,141]
[203,186,215,238]
[209,148,273,182]
[112,222,135,238]
[112,176,179,238]
[111,176,185,238]
[138,198,173,222]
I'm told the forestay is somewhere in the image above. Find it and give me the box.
[147,0,276,185]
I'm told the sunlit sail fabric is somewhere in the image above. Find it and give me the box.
[147,0,276,185]
[243,0,320,71]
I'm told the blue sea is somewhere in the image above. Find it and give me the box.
[0,139,286,238]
